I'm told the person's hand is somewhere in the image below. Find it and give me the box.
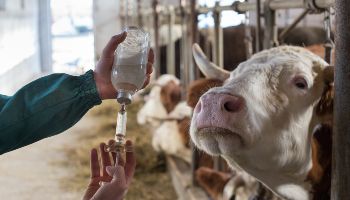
[94,32,155,100]
[82,140,136,200]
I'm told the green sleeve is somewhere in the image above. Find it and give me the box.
[0,70,102,154]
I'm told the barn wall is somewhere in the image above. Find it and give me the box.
[0,0,42,95]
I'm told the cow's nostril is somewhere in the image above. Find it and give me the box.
[223,99,242,113]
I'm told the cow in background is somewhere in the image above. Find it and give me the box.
[137,74,192,162]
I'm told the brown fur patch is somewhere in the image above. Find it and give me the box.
[316,66,334,125]
[187,78,223,108]
[305,45,335,65]
[160,81,182,113]
[195,167,232,200]
[177,117,191,147]
[307,124,332,200]
[308,66,333,199]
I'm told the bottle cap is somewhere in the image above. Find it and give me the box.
[117,90,132,105]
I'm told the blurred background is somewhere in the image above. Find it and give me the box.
[0,0,329,200]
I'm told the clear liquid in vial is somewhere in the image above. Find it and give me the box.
[111,64,147,93]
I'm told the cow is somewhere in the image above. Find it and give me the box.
[188,78,282,200]
[189,44,333,200]
[137,74,193,162]
[151,102,192,162]
[137,74,181,127]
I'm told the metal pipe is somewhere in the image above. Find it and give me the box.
[212,1,224,68]
[233,0,334,12]
[120,0,126,29]
[278,9,310,42]
[197,5,233,14]
[256,0,262,52]
[137,0,143,27]
[179,0,189,90]
[323,8,334,64]
[166,6,176,75]
[244,0,253,58]
[152,0,161,77]
[332,0,350,199]
[190,0,199,80]
[263,0,278,49]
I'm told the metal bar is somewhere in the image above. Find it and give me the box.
[244,2,253,58]
[190,0,200,80]
[120,0,126,29]
[166,6,176,75]
[137,0,143,27]
[263,0,278,49]
[152,0,161,77]
[278,9,310,42]
[38,0,52,73]
[323,8,334,64]
[332,0,350,199]
[197,5,233,14]
[179,0,189,90]
[212,1,224,68]
[233,0,334,12]
[189,0,200,185]
[212,1,224,172]
[256,0,262,52]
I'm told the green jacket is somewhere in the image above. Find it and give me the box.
[0,70,102,154]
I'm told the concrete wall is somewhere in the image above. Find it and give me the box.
[0,0,41,95]
[93,0,122,60]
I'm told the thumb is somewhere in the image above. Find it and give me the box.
[111,165,127,184]
[101,32,127,59]
[106,166,117,177]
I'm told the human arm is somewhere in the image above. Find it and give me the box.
[0,32,154,154]
[0,70,101,154]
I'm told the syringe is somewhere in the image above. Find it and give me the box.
[105,104,127,153]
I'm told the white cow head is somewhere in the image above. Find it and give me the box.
[190,44,334,200]
[137,74,181,127]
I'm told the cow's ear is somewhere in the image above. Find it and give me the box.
[323,66,334,85]
[316,66,334,117]
[187,78,224,108]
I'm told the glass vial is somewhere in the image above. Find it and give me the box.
[111,26,150,105]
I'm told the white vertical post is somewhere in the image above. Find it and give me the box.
[38,0,52,73]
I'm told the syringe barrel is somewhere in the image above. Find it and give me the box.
[116,107,127,136]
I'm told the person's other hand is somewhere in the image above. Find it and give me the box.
[82,140,136,200]
[94,32,154,100]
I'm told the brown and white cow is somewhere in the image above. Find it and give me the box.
[137,74,193,162]
[190,44,333,200]
[188,78,282,200]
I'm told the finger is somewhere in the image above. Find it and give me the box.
[111,165,127,185]
[116,152,125,167]
[141,74,151,89]
[106,166,117,176]
[147,48,155,64]
[90,148,101,179]
[99,143,112,177]
[146,62,154,75]
[124,140,136,184]
[101,32,127,59]
[108,140,117,164]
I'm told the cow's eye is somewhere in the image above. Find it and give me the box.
[294,77,308,89]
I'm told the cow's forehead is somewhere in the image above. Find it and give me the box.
[232,46,328,77]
